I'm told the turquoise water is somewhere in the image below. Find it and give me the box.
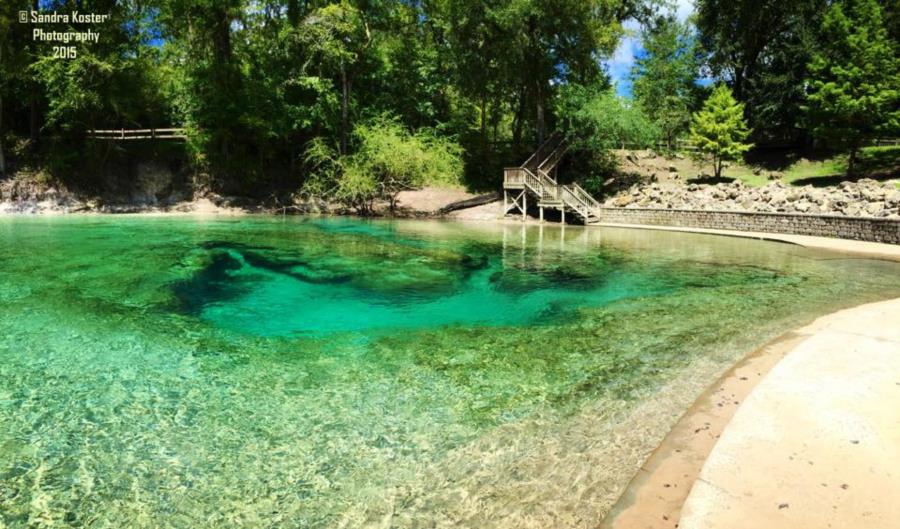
[1,216,898,528]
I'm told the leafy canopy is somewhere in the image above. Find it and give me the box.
[689,84,753,178]
[631,15,700,149]
[804,0,900,174]
[555,84,659,194]
[557,84,659,152]
[695,0,825,143]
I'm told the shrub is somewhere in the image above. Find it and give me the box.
[302,116,463,213]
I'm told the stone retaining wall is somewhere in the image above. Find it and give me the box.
[597,207,900,245]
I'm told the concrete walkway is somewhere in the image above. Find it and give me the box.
[678,298,900,529]
[598,223,900,262]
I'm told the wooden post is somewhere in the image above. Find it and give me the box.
[539,206,544,223]
[522,192,527,221]
[561,207,565,224]
[502,189,507,216]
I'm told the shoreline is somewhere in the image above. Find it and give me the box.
[596,222,900,261]
[4,197,899,259]
[600,296,900,529]
[599,321,806,528]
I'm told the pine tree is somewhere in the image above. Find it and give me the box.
[689,85,753,178]
[805,0,900,176]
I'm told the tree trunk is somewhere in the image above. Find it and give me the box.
[491,101,499,143]
[528,14,544,148]
[847,146,858,177]
[0,90,5,177]
[211,6,236,161]
[0,44,4,176]
[29,0,39,146]
[535,78,545,148]
[29,95,39,145]
[480,93,487,141]
[733,62,744,101]
[512,87,526,148]
[287,0,300,27]
[211,8,233,65]
[340,63,349,155]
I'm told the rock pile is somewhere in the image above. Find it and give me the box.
[603,179,900,218]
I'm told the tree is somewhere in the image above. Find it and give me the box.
[303,117,463,214]
[157,0,248,170]
[556,84,659,194]
[301,2,372,155]
[631,15,700,150]
[695,0,825,144]
[689,85,753,178]
[879,0,900,44]
[1,0,663,195]
[805,0,900,175]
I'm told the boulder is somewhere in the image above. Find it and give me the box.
[865,202,884,216]
[860,187,885,201]
[885,190,900,206]
[768,191,788,205]
[613,195,634,207]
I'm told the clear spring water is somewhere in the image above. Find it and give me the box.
[1,216,898,528]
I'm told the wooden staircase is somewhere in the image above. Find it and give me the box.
[502,133,603,225]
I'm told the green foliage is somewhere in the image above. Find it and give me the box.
[557,85,660,152]
[804,0,900,175]
[303,117,463,213]
[0,0,651,195]
[696,0,825,144]
[352,118,463,188]
[8,0,897,200]
[632,15,700,149]
[555,84,659,193]
[689,85,753,178]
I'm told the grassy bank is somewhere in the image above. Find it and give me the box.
[671,146,900,187]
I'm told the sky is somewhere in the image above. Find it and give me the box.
[607,0,696,98]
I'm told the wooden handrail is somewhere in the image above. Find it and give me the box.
[537,139,567,174]
[570,183,601,209]
[87,127,187,140]
[521,132,564,173]
[504,131,603,223]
